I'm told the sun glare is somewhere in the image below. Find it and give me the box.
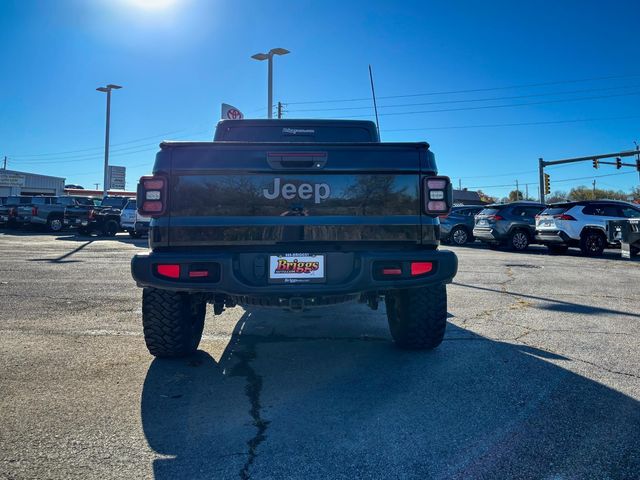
[128,0,178,10]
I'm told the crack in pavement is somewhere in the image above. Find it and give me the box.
[517,340,640,380]
[228,319,270,480]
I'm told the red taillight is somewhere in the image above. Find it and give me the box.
[9,207,16,217]
[32,207,38,216]
[142,201,163,213]
[88,209,96,220]
[144,179,165,190]
[488,215,504,221]
[157,264,180,279]
[424,176,451,215]
[438,214,449,219]
[138,175,167,217]
[554,214,576,221]
[411,262,433,276]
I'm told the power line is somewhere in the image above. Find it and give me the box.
[330,90,640,119]
[287,84,640,113]
[383,114,640,132]
[13,129,211,165]
[9,128,194,159]
[284,73,640,105]
[468,170,638,190]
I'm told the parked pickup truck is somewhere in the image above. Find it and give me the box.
[15,196,57,227]
[131,119,458,358]
[0,196,37,227]
[65,196,131,236]
[27,196,95,232]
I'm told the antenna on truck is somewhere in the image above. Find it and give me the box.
[368,65,381,140]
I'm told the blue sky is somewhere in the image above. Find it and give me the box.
[1,0,639,197]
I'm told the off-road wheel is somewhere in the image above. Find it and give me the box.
[580,230,606,257]
[547,244,569,255]
[102,219,119,237]
[385,284,447,350]
[46,217,64,233]
[450,226,470,246]
[509,230,530,251]
[142,288,206,358]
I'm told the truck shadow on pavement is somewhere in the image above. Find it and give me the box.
[454,282,640,319]
[140,305,640,480]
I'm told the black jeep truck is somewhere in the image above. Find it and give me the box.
[64,196,129,236]
[131,119,458,357]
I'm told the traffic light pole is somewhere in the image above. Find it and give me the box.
[538,149,640,203]
[538,158,545,202]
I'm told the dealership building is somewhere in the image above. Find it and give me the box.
[0,169,66,197]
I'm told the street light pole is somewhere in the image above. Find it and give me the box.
[96,84,122,198]
[251,48,290,119]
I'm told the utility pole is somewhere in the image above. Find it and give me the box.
[635,141,640,183]
[94,183,100,190]
[592,179,597,199]
[525,183,529,200]
[2,156,6,170]
[277,101,283,119]
[458,178,462,190]
[515,180,519,200]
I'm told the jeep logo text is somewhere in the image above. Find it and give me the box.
[263,178,331,204]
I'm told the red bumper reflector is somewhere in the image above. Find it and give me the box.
[382,268,402,275]
[411,262,433,276]
[189,270,209,278]
[157,264,180,279]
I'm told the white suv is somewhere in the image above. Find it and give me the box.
[120,199,150,238]
[535,200,640,256]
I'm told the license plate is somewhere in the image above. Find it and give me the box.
[268,254,325,284]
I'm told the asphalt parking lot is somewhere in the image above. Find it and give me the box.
[1,232,639,480]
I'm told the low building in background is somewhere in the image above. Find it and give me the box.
[453,189,485,206]
[0,169,65,197]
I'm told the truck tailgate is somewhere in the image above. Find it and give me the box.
[155,142,433,247]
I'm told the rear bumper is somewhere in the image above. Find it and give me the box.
[473,228,501,243]
[535,230,571,244]
[134,221,150,234]
[131,248,458,295]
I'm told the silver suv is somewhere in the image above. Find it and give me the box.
[535,200,640,256]
[473,201,546,251]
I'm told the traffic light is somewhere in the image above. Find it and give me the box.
[615,157,622,169]
[544,173,550,195]
[592,158,599,169]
